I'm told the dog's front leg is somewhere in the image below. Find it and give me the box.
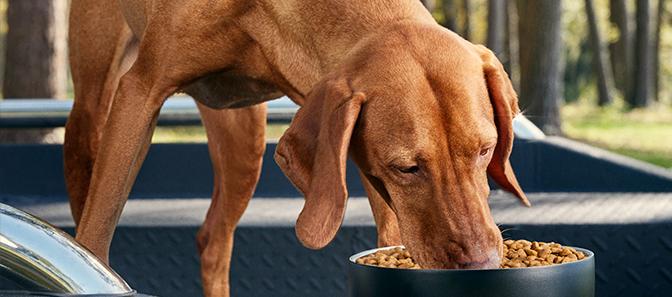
[196,103,267,297]
[74,63,175,261]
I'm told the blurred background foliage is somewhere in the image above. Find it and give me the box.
[0,0,670,169]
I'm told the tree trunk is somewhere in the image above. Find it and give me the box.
[3,0,67,99]
[608,0,632,97]
[652,0,665,101]
[630,0,652,108]
[487,0,507,59]
[585,0,615,106]
[461,0,472,40]
[442,0,458,31]
[421,0,436,12]
[517,0,564,135]
[506,0,520,91]
[1,0,68,143]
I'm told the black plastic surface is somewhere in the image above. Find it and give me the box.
[2,137,671,297]
[2,138,671,200]
[37,224,668,297]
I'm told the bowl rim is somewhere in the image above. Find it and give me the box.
[349,245,594,272]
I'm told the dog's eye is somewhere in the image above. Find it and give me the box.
[479,148,490,156]
[397,165,420,174]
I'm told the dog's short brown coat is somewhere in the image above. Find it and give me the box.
[66,1,528,296]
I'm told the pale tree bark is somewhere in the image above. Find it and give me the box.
[487,0,507,59]
[1,0,68,143]
[585,0,615,106]
[630,0,652,108]
[517,0,564,135]
[461,0,472,40]
[608,0,632,97]
[505,0,520,91]
[3,0,67,98]
[652,0,665,101]
[442,0,458,31]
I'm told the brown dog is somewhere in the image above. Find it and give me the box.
[65,0,529,296]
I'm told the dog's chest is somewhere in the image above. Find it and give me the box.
[182,70,283,109]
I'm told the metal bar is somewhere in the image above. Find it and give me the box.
[0,96,299,128]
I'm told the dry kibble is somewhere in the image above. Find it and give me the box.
[357,248,421,269]
[561,248,572,256]
[500,240,586,268]
[524,248,538,257]
[516,249,527,258]
[356,240,586,269]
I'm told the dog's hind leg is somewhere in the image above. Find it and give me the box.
[65,0,138,225]
[195,103,267,297]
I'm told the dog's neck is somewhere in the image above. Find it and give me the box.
[237,0,434,101]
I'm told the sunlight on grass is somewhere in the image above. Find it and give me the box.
[562,103,672,169]
[152,127,207,143]
[152,125,289,143]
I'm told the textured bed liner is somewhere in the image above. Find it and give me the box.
[14,191,672,227]
[4,192,672,297]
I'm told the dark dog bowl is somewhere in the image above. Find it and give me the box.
[349,246,594,297]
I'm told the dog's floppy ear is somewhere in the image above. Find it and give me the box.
[275,76,365,249]
[476,45,530,206]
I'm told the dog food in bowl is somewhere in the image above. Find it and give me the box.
[355,239,586,269]
[355,247,421,269]
[501,240,586,268]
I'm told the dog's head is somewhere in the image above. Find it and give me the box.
[275,23,529,269]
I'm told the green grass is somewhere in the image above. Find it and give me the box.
[609,147,672,169]
[562,103,672,169]
[152,126,207,143]
[152,124,289,143]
